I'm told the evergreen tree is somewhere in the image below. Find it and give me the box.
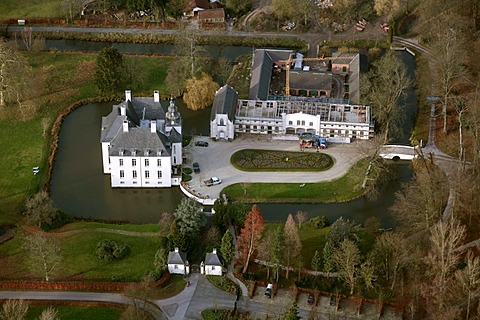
[94,47,127,96]
[173,198,205,236]
[220,230,235,266]
[282,301,301,320]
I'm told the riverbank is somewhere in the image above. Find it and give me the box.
[0,52,173,225]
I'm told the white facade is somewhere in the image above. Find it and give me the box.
[234,99,373,140]
[100,91,183,188]
[167,247,190,275]
[210,114,235,140]
[109,155,171,188]
[202,248,223,276]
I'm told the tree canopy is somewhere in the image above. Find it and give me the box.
[173,197,205,236]
[183,73,219,111]
[94,47,128,96]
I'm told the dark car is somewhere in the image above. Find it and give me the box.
[265,283,273,298]
[308,293,315,305]
[195,141,209,147]
[193,162,200,173]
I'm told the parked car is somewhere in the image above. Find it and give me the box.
[265,283,273,298]
[308,293,315,305]
[204,177,222,186]
[193,162,200,173]
[195,141,209,147]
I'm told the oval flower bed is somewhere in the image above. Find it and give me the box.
[231,149,333,171]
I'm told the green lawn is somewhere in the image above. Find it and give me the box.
[0,52,173,226]
[26,305,123,320]
[222,159,367,203]
[0,230,163,282]
[55,221,161,233]
[263,223,331,269]
[0,0,63,20]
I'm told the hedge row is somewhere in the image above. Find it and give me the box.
[1,18,178,30]
[0,280,133,292]
[0,273,171,292]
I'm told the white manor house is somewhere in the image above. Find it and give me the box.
[101,90,183,188]
[210,49,374,141]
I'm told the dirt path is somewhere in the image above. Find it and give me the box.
[21,224,159,239]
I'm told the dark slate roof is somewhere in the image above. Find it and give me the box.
[248,49,294,100]
[332,52,357,65]
[101,109,124,143]
[211,85,238,121]
[168,250,188,264]
[289,71,332,91]
[169,127,182,143]
[205,251,222,266]
[108,128,170,157]
[126,100,141,126]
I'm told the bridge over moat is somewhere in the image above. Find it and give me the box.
[379,145,417,160]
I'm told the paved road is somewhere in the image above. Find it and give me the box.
[7,24,385,58]
[185,134,367,200]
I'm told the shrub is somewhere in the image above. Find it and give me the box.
[182,174,192,182]
[183,167,192,174]
[41,211,74,231]
[307,216,329,229]
[96,240,129,261]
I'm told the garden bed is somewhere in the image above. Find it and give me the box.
[231,149,333,172]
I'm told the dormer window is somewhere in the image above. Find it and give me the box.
[119,149,124,156]
[131,149,136,156]
[144,148,149,156]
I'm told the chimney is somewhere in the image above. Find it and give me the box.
[120,105,126,116]
[122,120,128,132]
[154,90,160,103]
[125,90,132,101]
[174,247,179,253]
[150,120,157,133]
[213,248,217,254]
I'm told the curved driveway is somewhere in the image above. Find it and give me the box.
[185,135,366,200]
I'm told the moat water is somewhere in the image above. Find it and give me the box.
[49,48,417,226]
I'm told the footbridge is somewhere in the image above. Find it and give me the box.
[379,145,418,160]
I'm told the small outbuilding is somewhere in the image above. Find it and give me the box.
[201,248,223,276]
[167,247,190,275]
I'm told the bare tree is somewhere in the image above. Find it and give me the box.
[284,214,302,279]
[37,307,60,320]
[369,232,408,290]
[333,239,361,295]
[391,163,449,233]
[431,32,467,134]
[23,234,62,281]
[23,191,59,229]
[0,299,29,320]
[361,51,411,143]
[295,211,308,229]
[240,182,250,196]
[0,39,32,109]
[424,218,466,314]
[123,275,157,319]
[213,57,233,86]
[455,251,480,320]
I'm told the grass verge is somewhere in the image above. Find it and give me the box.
[206,275,239,294]
[26,305,123,320]
[53,221,161,233]
[222,159,367,203]
[0,229,163,282]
